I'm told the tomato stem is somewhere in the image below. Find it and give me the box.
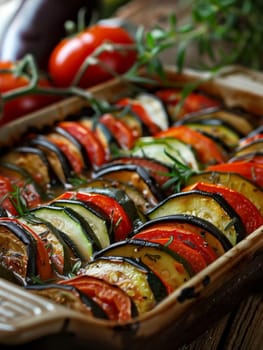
[71,41,136,86]
[0,54,112,117]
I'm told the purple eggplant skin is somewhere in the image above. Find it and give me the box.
[0,0,98,69]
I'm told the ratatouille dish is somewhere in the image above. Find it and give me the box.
[0,83,262,323]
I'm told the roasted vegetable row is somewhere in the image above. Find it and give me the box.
[0,87,262,323]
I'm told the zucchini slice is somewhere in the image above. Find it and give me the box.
[51,199,111,249]
[132,136,200,170]
[187,171,263,216]
[180,118,241,150]
[94,239,193,294]
[29,205,96,262]
[26,283,108,319]
[233,139,263,158]
[132,214,232,257]
[147,190,246,246]
[228,151,263,163]
[80,256,167,315]
[181,109,255,136]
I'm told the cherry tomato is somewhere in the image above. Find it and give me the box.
[48,24,137,88]
[0,61,59,125]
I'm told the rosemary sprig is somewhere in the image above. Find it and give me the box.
[161,150,198,193]
[8,185,29,217]
[1,2,262,120]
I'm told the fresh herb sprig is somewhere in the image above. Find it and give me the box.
[161,150,198,193]
[1,1,262,120]
[191,0,263,70]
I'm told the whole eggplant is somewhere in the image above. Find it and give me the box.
[0,0,98,69]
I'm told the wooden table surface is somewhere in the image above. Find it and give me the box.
[114,1,263,349]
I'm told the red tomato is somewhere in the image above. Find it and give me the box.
[116,98,162,135]
[57,191,133,241]
[100,113,136,149]
[133,226,217,266]
[239,133,263,147]
[206,160,263,188]
[60,275,134,322]
[0,62,59,125]
[134,233,208,274]
[184,182,263,234]
[0,175,17,215]
[155,89,221,117]
[48,24,137,88]
[156,125,226,165]
[46,133,85,174]
[58,121,107,167]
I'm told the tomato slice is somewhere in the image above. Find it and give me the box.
[156,125,226,165]
[183,93,221,114]
[183,182,263,234]
[133,225,217,266]
[46,133,85,174]
[206,160,263,188]
[60,275,135,322]
[135,233,207,274]
[0,175,18,215]
[57,191,133,241]
[99,113,136,149]
[58,121,107,167]
[155,89,221,117]
[116,98,162,135]
[0,165,43,209]
[239,133,263,147]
